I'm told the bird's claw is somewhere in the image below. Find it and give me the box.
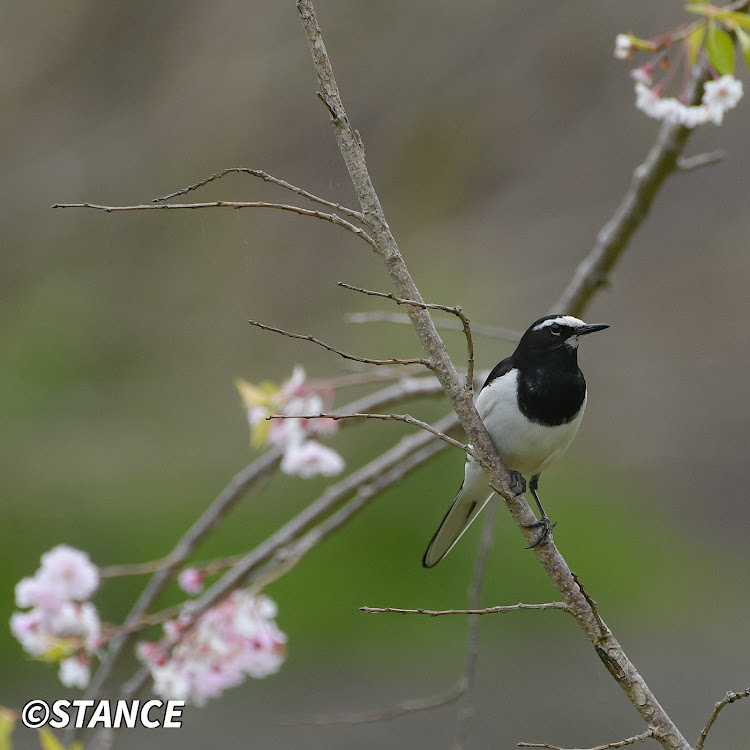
[524,517,557,549]
[509,470,526,497]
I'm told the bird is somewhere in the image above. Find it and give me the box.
[422,314,608,568]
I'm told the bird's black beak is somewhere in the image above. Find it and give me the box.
[577,323,609,336]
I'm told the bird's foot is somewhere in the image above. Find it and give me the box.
[524,516,557,549]
[509,470,527,497]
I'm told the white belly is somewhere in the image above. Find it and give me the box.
[475,369,585,477]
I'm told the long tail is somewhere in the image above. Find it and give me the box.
[422,469,495,567]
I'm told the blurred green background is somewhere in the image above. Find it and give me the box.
[2,1,750,748]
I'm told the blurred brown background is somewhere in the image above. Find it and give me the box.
[2,1,749,748]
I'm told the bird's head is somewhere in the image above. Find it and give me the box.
[518,315,609,358]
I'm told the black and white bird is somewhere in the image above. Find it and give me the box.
[423,314,608,568]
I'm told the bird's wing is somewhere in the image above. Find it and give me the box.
[422,459,494,568]
[480,354,514,392]
[422,355,515,567]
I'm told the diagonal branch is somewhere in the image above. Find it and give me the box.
[551,64,708,318]
[52,200,375,248]
[151,166,364,219]
[248,319,432,369]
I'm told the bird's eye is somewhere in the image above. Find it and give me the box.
[549,323,562,335]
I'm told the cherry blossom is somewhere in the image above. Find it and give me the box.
[138,590,286,706]
[178,568,205,596]
[280,440,345,478]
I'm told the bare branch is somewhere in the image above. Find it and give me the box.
[151,167,363,219]
[518,729,656,750]
[346,310,522,343]
[339,281,475,388]
[248,319,432,369]
[360,602,570,616]
[267,411,472,455]
[677,149,726,171]
[52,200,375,248]
[695,687,750,750]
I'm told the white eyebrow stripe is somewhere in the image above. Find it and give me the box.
[532,315,586,331]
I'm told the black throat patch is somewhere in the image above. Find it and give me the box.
[516,364,586,426]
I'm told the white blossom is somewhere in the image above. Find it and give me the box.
[702,75,743,125]
[280,440,345,478]
[615,34,634,60]
[59,656,90,689]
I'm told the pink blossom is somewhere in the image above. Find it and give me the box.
[280,440,345,478]
[10,609,50,657]
[138,591,286,706]
[15,576,63,613]
[38,545,99,601]
[48,602,102,652]
[178,568,205,596]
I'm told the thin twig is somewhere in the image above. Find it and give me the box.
[518,729,656,750]
[677,149,726,171]
[248,319,432,369]
[151,167,363,219]
[286,687,463,726]
[310,368,424,389]
[52,201,375,248]
[695,687,750,750]
[454,501,499,749]
[360,602,570,616]
[346,310,522,343]
[338,281,475,388]
[267,411,472,456]
[100,551,246,582]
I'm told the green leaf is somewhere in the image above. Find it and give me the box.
[687,24,707,66]
[37,729,65,750]
[37,728,83,750]
[685,2,711,15]
[707,23,736,74]
[721,10,750,31]
[0,708,17,750]
[736,26,750,70]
